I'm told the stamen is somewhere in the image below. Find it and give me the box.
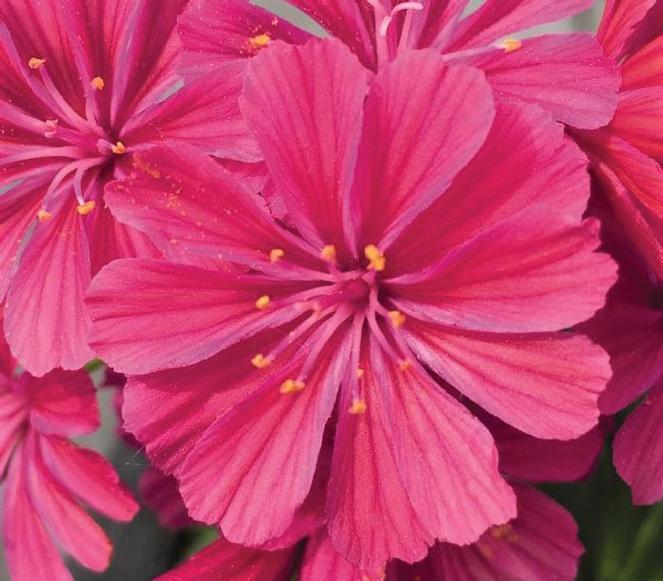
[251,353,272,369]
[37,209,52,222]
[378,2,424,38]
[497,38,523,53]
[320,245,337,263]
[388,310,406,328]
[28,57,46,70]
[269,248,285,263]
[91,76,105,90]
[256,295,271,310]
[365,244,386,272]
[44,119,58,138]
[398,359,412,371]
[111,141,127,155]
[250,33,271,50]
[280,378,306,394]
[76,200,96,216]
[349,399,367,414]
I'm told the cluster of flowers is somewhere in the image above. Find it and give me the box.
[0,0,661,579]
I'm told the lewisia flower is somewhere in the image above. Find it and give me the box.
[572,0,663,277]
[579,199,663,505]
[0,328,138,580]
[179,0,619,129]
[159,420,603,580]
[0,0,255,376]
[87,39,615,567]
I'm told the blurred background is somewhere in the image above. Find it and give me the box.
[7,2,663,580]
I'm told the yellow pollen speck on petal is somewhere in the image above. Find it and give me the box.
[280,378,305,394]
[91,76,105,90]
[28,57,45,69]
[37,209,52,222]
[111,141,127,155]
[356,367,365,379]
[270,248,285,263]
[388,310,406,328]
[399,359,412,371]
[250,33,271,49]
[321,245,337,262]
[498,37,522,53]
[251,354,272,369]
[256,295,271,310]
[349,399,367,414]
[364,244,386,272]
[76,200,96,215]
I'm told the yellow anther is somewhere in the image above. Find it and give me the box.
[349,399,367,414]
[320,245,337,263]
[398,359,412,371]
[388,310,406,329]
[251,354,272,369]
[364,244,386,272]
[356,368,365,379]
[91,76,105,90]
[280,378,305,394]
[76,200,96,216]
[256,295,271,310]
[250,33,271,49]
[28,57,45,70]
[498,37,522,53]
[37,209,52,222]
[269,248,285,263]
[111,141,127,155]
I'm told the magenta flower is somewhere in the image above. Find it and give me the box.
[573,0,663,278]
[0,328,138,580]
[0,0,256,376]
[87,39,615,567]
[180,0,619,129]
[579,198,663,505]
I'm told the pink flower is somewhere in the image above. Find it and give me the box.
[0,325,138,580]
[572,0,663,277]
[140,467,195,530]
[0,0,256,376]
[87,39,615,567]
[179,0,619,129]
[579,197,663,505]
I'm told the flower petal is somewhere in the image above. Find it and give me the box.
[391,214,616,333]
[139,468,192,529]
[4,201,94,376]
[355,52,494,248]
[598,0,658,59]
[609,88,663,161]
[614,378,663,505]
[621,36,663,91]
[178,327,349,544]
[406,326,610,439]
[458,34,619,129]
[24,369,98,436]
[388,102,592,276]
[242,38,369,251]
[448,0,593,49]
[87,258,308,374]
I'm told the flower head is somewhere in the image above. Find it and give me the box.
[0,0,255,376]
[0,325,138,579]
[87,39,615,567]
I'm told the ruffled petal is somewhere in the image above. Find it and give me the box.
[178,0,311,79]
[406,326,610,439]
[609,88,663,161]
[23,369,98,436]
[178,326,350,544]
[621,36,663,91]
[4,201,94,376]
[390,214,615,333]
[597,0,658,59]
[157,538,296,581]
[448,0,593,49]
[87,258,310,374]
[388,103,592,276]
[458,34,619,129]
[614,378,663,505]
[242,38,369,251]
[354,52,494,248]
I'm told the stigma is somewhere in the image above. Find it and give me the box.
[364,244,386,272]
